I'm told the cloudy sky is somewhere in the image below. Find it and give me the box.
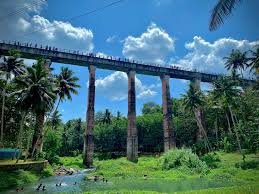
[0,0,258,121]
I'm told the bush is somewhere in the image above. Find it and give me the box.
[235,160,259,170]
[200,153,220,168]
[0,170,38,192]
[159,148,208,174]
[41,165,54,177]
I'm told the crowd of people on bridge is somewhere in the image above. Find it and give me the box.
[0,40,253,79]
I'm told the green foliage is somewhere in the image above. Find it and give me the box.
[142,102,162,115]
[159,149,208,174]
[43,129,62,164]
[0,170,39,192]
[59,155,84,170]
[41,164,54,177]
[235,160,259,170]
[200,153,220,168]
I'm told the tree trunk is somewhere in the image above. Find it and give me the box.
[15,112,26,163]
[214,114,219,149]
[193,108,211,152]
[24,130,32,162]
[225,112,232,134]
[0,88,6,146]
[194,107,203,141]
[228,105,236,128]
[51,97,61,131]
[228,105,242,153]
[31,112,45,158]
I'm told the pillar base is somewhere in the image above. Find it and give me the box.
[127,135,138,162]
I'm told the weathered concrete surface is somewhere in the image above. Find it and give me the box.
[83,65,96,167]
[161,75,175,152]
[0,160,48,172]
[127,70,138,162]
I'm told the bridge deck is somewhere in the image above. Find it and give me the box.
[0,42,254,83]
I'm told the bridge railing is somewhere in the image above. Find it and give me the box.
[0,40,256,81]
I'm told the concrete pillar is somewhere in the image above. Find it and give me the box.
[161,74,175,152]
[83,65,96,167]
[191,77,201,91]
[127,70,138,162]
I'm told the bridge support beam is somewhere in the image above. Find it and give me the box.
[161,75,175,152]
[127,70,138,162]
[83,65,96,167]
[191,77,204,141]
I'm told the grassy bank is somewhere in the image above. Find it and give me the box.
[90,152,259,181]
[81,184,259,194]
[59,155,85,170]
[0,164,54,192]
[85,151,259,193]
[0,156,82,192]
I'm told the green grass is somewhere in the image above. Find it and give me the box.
[0,164,54,192]
[83,151,259,193]
[81,184,259,194]
[0,170,39,191]
[91,156,199,180]
[179,184,259,194]
[59,155,85,170]
[207,152,259,184]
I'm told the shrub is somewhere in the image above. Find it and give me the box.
[200,152,220,168]
[41,165,54,177]
[192,139,209,156]
[235,160,259,170]
[159,148,208,174]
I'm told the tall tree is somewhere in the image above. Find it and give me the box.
[103,109,112,124]
[248,45,259,80]
[211,76,242,152]
[15,59,56,157]
[209,0,242,31]
[224,49,248,78]
[182,84,210,151]
[0,51,25,144]
[53,67,80,115]
[50,110,62,130]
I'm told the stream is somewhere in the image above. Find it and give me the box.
[2,170,239,193]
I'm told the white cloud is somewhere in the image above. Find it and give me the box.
[174,36,259,77]
[106,35,118,43]
[0,0,94,52]
[122,23,175,64]
[96,52,108,58]
[95,71,157,101]
[153,0,173,6]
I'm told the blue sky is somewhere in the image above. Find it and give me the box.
[0,0,258,121]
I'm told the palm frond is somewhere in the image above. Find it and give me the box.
[209,0,241,31]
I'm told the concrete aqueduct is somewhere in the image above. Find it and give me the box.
[0,42,254,167]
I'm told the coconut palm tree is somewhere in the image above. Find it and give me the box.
[182,84,211,151]
[15,59,56,157]
[224,49,248,78]
[211,76,242,152]
[50,110,62,130]
[209,0,242,31]
[248,46,259,80]
[102,109,112,124]
[0,51,25,144]
[52,67,80,117]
